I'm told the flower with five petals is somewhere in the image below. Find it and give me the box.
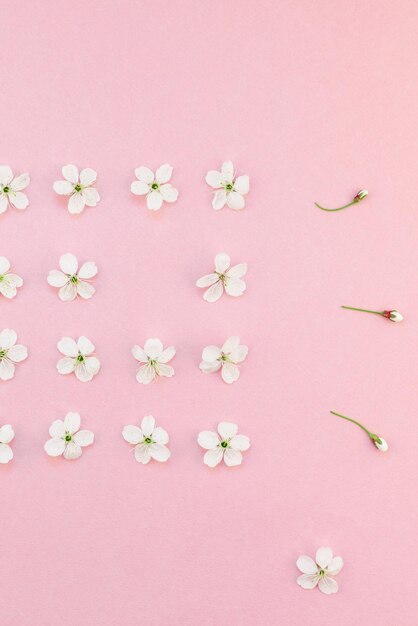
[53,164,100,214]
[198,422,250,467]
[0,424,15,464]
[205,161,249,210]
[56,336,101,382]
[297,547,343,594]
[0,257,23,299]
[200,336,248,384]
[0,166,30,214]
[132,338,176,384]
[0,329,28,381]
[44,412,94,460]
[196,253,247,303]
[122,415,170,464]
[47,253,97,301]
[130,164,179,211]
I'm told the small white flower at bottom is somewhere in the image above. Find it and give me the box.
[297,547,343,594]
[0,424,15,463]
[122,415,170,464]
[200,336,248,384]
[47,253,97,301]
[132,338,175,384]
[0,257,23,299]
[56,336,100,382]
[44,412,94,460]
[0,329,28,381]
[198,422,250,467]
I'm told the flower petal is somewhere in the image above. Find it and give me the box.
[227,263,247,279]
[223,448,243,466]
[0,424,15,444]
[0,256,10,274]
[229,345,248,363]
[215,253,230,274]
[0,282,16,299]
[159,184,178,203]
[196,273,218,288]
[158,346,176,363]
[5,273,22,288]
[122,425,143,445]
[74,362,94,382]
[131,181,149,195]
[199,360,222,373]
[8,191,28,210]
[78,261,98,279]
[47,270,68,288]
[73,430,94,447]
[0,359,15,381]
[0,443,13,464]
[297,574,318,590]
[59,282,77,301]
[221,362,240,384]
[0,195,8,214]
[10,173,30,191]
[136,363,156,384]
[318,576,338,595]
[60,253,78,274]
[49,419,65,438]
[202,345,221,363]
[82,187,100,207]
[157,364,175,378]
[221,336,240,354]
[135,444,151,464]
[76,281,95,299]
[155,164,173,184]
[233,175,249,195]
[64,412,81,434]
[77,336,95,355]
[134,166,154,184]
[0,329,17,349]
[144,338,163,358]
[85,356,100,376]
[296,556,318,575]
[152,427,169,445]
[57,337,78,357]
[226,191,245,210]
[212,189,227,210]
[197,430,220,450]
[141,415,155,437]
[7,344,28,363]
[62,164,79,184]
[146,191,163,211]
[316,547,333,569]
[56,357,75,374]
[203,448,223,467]
[229,434,250,451]
[132,345,148,363]
[0,166,13,185]
[224,277,246,297]
[79,168,97,186]
[327,557,343,576]
[68,193,86,214]
[221,161,234,182]
[150,443,170,462]
[44,438,66,457]
[63,442,82,460]
[53,180,74,195]
[203,281,223,303]
[217,422,238,439]
[205,170,223,188]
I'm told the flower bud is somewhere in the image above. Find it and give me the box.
[355,190,368,200]
[373,437,389,452]
[383,310,403,322]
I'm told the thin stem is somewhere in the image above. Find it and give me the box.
[341,306,383,316]
[315,199,358,212]
[330,411,372,437]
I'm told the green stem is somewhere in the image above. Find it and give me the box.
[341,306,383,316]
[315,199,358,212]
[330,411,373,437]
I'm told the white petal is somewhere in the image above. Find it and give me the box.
[82,187,100,207]
[327,557,343,576]
[212,189,227,210]
[8,191,28,210]
[234,175,249,195]
[227,263,247,279]
[131,180,149,195]
[7,344,28,363]
[152,427,169,445]
[132,345,148,363]
[221,362,240,384]
[141,415,155,437]
[146,190,163,211]
[76,281,95,299]
[316,547,333,569]
[198,430,220,450]
[122,425,142,445]
[74,363,94,382]
[318,576,338,595]
[0,257,10,273]
[203,281,223,303]
[10,173,30,191]
[215,253,230,273]
[85,356,100,375]
[199,360,222,373]
[49,419,65,438]
[150,443,170,462]
[60,253,78,274]
[0,359,15,381]
[62,164,79,184]
[0,195,8,213]
[224,277,246,297]
[203,448,223,467]
[375,437,389,452]
[221,161,234,182]
[229,345,248,363]
[63,442,82,460]
[0,329,17,349]
[57,337,78,357]
[0,166,13,185]
[64,412,81,433]
[44,438,66,457]
[155,164,173,184]
[205,170,223,188]
[59,282,77,302]
[159,184,178,203]
[56,357,75,374]
[79,168,97,186]
[134,444,151,464]
[224,448,243,466]
[134,166,154,184]
[68,193,86,214]
[53,180,74,195]
[136,364,156,384]
[157,364,175,378]
[78,261,98,279]
[226,191,245,210]
[196,273,218,288]
[77,336,95,355]
[73,430,94,447]
[217,422,238,439]
[296,556,318,575]
[0,282,17,299]
[144,338,163,358]
[0,443,13,463]
[221,336,241,354]
[158,346,176,363]
[47,270,68,288]
[229,435,250,451]
[0,424,15,444]
[202,345,221,363]
[5,273,22,288]
[297,574,318,590]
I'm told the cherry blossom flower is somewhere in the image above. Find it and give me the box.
[200,336,248,384]
[122,415,170,464]
[341,305,403,322]
[132,338,175,384]
[198,422,250,467]
[47,253,97,301]
[130,164,178,211]
[331,411,389,452]
[53,164,100,214]
[0,257,23,299]
[44,412,94,460]
[0,424,15,464]
[315,189,368,212]
[56,336,100,382]
[196,253,247,303]
[0,329,28,381]
[0,166,30,214]
[205,161,249,210]
[297,547,343,594]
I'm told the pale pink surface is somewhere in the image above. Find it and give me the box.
[1,1,417,624]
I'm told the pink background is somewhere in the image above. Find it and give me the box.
[1,1,417,624]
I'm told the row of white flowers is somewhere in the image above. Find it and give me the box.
[0,329,248,384]
[0,161,249,215]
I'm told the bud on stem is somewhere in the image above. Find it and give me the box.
[315,190,368,212]
[331,411,388,452]
[341,306,403,322]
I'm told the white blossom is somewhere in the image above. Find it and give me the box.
[196,253,247,302]
[131,164,178,211]
[132,338,175,384]
[205,161,249,210]
[200,336,248,384]
[0,257,23,299]
[56,336,100,382]
[47,253,97,301]
[0,424,15,463]
[122,415,170,464]
[198,422,250,467]
[0,166,30,214]
[44,412,94,460]
[53,164,100,214]
[297,547,343,594]
[0,329,28,381]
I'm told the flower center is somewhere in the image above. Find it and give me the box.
[318,569,326,577]
[3,186,10,193]
[0,349,6,359]
[225,183,233,191]
[151,182,159,190]
[144,437,152,444]
[74,184,82,192]
[0,274,4,282]
[220,440,229,448]
[77,354,84,363]
[65,434,72,442]
[70,275,78,284]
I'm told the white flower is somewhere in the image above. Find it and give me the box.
[53,164,100,214]
[297,547,343,595]
[0,424,15,463]
[384,310,403,322]
[132,338,175,384]
[0,257,23,299]
[131,164,178,211]
[0,329,28,381]
[122,415,170,464]
[56,336,100,382]
[198,422,250,467]
[47,253,97,301]
[196,253,247,303]
[0,166,30,214]
[44,412,94,460]
[200,336,248,384]
[374,437,389,452]
[205,161,249,210]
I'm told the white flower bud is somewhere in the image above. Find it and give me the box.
[374,437,388,452]
[356,189,368,199]
[389,311,403,322]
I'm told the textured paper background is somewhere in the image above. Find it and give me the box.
[1,1,417,624]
